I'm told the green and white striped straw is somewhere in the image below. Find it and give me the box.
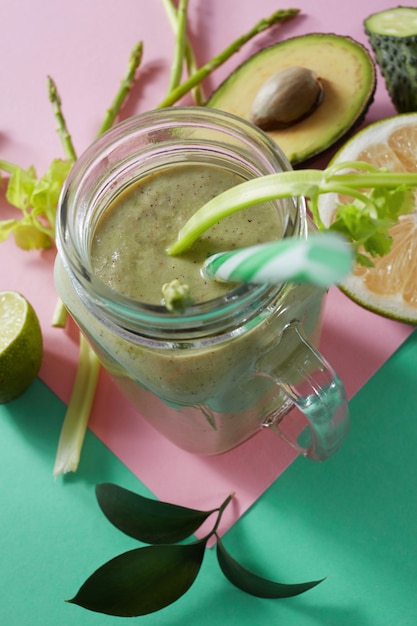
[203,232,353,288]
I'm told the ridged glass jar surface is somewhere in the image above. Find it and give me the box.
[55,107,349,459]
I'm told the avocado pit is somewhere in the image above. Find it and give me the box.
[249,66,324,131]
[208,33,376,165]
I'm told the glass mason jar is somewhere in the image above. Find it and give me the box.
[54,107,349,460]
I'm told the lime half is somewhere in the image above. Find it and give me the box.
[0,291,43,403]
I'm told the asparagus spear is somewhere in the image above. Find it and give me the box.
[47,76,77,162]
[157,9,299,108]
[97,41,144,136]
[165,0,189,95]
[162,0,205,104]
[51,41,145,475]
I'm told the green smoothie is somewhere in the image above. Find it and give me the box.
[90,164,283,305]
[55,108,347,459]
[56,162,324,454]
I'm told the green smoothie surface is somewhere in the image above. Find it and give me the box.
[91,163,283,305]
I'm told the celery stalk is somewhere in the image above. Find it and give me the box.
[51,298,68,328]
[53,335,100,476]
[167,163,417,264]
[51,42,144,474]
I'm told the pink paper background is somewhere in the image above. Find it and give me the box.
[1,0,414,535]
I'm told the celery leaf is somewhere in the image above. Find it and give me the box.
[0,158,73,250]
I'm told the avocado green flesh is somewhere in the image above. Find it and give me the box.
[208,34,376,166]
[365,7,417,113]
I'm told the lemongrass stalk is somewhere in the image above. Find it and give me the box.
[53,335,101,476]
[157,9,299,108]
[165,0,189,95]
[97,41,144,136]
[47,76,77,162]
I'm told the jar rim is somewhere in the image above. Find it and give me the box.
[56,107,307,339]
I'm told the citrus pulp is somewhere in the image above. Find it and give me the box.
[0,291,43,403]
[318,113,417,324]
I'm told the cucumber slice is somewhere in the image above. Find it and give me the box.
[365,7,417,37]
[365,7,417,112]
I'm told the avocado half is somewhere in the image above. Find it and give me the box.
[208,33,376,166]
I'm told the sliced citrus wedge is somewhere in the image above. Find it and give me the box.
[0,291,43,403]
[318,113,417,324]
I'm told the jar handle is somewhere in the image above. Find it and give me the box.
[260,321,349,461]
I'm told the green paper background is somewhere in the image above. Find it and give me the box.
[1,329,416,625]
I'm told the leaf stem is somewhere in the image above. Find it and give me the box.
[96,41,144,137]
[47,76,77,162]
[156,9,299,108]
[207,492,234,539]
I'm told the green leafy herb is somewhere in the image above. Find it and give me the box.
[0,77,78,252]
[68,484,323,617]
[0,158,73,250]
[167,160,417,265]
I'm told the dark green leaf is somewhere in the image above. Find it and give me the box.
[363,231,392,257]
[355,251,375,267]
[95,483,217,543]
[68,540,207,617]
[216,537,324,598]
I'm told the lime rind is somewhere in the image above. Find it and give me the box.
[0,291,43,403]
